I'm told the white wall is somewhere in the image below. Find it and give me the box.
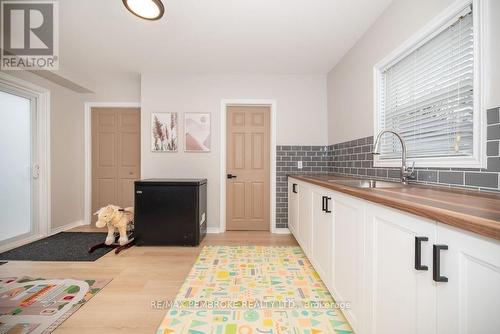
[486,0,500,109]
[84,72,141,103]
[141,74,328,229]
[327,0,500,144]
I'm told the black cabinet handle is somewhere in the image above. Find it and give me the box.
[325,197,332,213]
[292,183,298,193]
[433,244,448,282]
[227,174,237,179]
[321,196,332,213]
[414,236,429,271]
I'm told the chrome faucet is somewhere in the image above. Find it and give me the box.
[372,130,415,184]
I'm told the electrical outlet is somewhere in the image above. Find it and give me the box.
[297,161,303,169]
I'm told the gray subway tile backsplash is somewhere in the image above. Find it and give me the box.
[387,169,401,179]
[275,108,500,228]
[488,124,500,140]
[487,107,499,125]
[487,141,499,156]
[417,170,438,182]
[438,171,464,185]
[465,172,499,188]
[488,157,500,172]
[275,145,330,228]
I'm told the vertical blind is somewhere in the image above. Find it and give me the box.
[379,6,474,159]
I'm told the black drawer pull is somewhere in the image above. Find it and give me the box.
[414,236,428,271]
[322,196,327,212]
[325,197,332,213]
[433,244,448,282]
[227,174,237,179]
[292,183,298,193]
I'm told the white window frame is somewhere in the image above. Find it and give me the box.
[373,0,486,168]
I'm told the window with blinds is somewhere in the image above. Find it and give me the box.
[377,5,475,161]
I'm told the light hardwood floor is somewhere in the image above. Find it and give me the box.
[0,227,297,334]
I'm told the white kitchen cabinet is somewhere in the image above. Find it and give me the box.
[287,181,299,235]
[287,178,500,334]
[435,224,500,334]
[297,182,313,255]
[311,186,334,288]
[365,204,436,334]
[330,192,366,333]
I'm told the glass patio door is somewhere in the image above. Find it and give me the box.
[0,86,37,246]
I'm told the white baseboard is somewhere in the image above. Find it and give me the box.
[207,227,290,234]
[0,234,45,253]
[273,228,291,234]
[50,220,86,235]
[206,227,221,234]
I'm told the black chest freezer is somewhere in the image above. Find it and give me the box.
[134,179,207,246]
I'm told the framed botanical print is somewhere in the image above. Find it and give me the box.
[151,112,178,152]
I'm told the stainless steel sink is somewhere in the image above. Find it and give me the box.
[328,179,405,189]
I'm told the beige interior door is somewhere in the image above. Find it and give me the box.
[92,107,140,222]
[226,106,270,231]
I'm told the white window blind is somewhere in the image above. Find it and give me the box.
[379,6,474,160]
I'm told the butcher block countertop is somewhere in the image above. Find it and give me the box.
[289,174,500,241]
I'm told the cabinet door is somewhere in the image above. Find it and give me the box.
[311,187,333,287]
[436,224,500,334]
[331,192,365,333]
[297,183,313,256]
[287,181,299,235]
[365,204,436,334]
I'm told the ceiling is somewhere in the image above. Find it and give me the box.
[56,0,392,87]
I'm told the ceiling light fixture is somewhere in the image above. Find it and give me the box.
[122,0,165,20]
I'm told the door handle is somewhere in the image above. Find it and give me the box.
[433,244,448,282]
[414,236,428,271]
[227,174,237,179]
[292,183,298,193]
[32,164,40,179]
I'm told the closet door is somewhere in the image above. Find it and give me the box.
[92,107,140,220]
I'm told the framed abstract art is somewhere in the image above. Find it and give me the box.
[184,113,211,152]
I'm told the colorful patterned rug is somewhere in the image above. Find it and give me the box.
[0,276,111,334]
[156,246,353,333]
